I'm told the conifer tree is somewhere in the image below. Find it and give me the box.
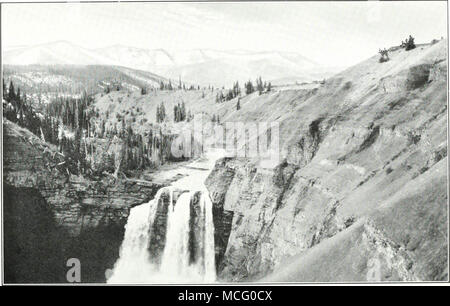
[256,77,264,95]
[233,81,240,97]
[181,102,186,121]
[174,104,178,122]
[159,102,166,122]
[2,79,6,99]
[156,104,160,122]
[8,81,15,101]
[245,80,254,95]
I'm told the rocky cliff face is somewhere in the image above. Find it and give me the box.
[206,41,448,282]
[3,120,163,282]
[4,184,68,283]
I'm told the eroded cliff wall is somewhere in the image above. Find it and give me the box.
[206,41,448,282]
[3,120,163,282]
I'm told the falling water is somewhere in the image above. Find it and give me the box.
[106,189,160,283]
[202,192,217,282]
[107,150,223,284]
[159,191,192,278]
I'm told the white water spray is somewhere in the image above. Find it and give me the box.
[108,150,224,283]
[107,190,160,283]
[159,191,192,278]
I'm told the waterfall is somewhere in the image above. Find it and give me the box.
[108,149,224,283]
[202,192,217,282]
[159,191,192,278]
[107,187,216,283]
[106,189,160,283]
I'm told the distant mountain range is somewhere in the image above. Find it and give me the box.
[4,41,115,66]
[4,41,342,87]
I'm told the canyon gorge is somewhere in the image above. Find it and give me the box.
[3,39,448,283]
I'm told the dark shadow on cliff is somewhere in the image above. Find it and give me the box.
[64,216,126,283]
[3,184,68,283]
[3,184,126,283]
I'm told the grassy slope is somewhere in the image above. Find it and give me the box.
[262,157,447,282]
[91,74,321,140]
[260,41,448,281]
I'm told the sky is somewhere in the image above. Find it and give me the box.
[2,1,447,66]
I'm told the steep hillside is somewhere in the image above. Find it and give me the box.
[262,157,447,282]
[205,40,448,281]
[89,73,322,137]
[92,87,216,133]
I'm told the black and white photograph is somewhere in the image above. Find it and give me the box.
[0,0,448,287]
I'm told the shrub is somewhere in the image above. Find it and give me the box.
[401,35,416,51]
[378,48,389,63]
[342,81,352,90]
